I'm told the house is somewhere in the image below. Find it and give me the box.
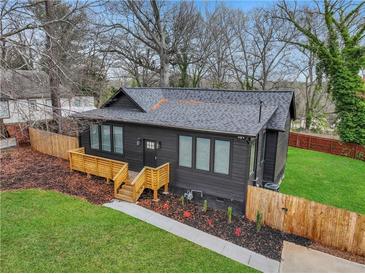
[0,70,96,125]
[75,87,295,214]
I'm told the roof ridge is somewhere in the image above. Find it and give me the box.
[123,86,295,93]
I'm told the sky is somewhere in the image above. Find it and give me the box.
[197,0,280,11]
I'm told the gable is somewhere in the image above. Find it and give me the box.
[103,88,144,112]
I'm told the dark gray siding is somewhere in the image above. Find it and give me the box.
[107,94,141,111]
[263,130,278,182]
[80,122,251,214]
[274,111,291,182]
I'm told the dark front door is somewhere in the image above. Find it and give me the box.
[143,139,157,167]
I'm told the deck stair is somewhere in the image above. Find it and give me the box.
[115,163,170,203]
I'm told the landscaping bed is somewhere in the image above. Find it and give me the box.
[0,147,113,204]
[138,189,311,261]
[138,190,365,264]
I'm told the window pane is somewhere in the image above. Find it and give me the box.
[0,101,9,118]
[214,140,230,174]
[90,124,99,149]
[179,136,192,167]
[101,125,111,151]
[196,138,210,171]
[113,126,123,154]
[249,140,256,175]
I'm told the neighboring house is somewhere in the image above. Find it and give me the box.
[0,70,95,125]
[75,87,295,214]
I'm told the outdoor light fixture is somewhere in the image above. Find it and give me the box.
[156,141,162,149]
[136,138,141,146]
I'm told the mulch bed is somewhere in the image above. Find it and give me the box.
[0,147,113,204]
[138,190,365,264]
[138,189,311,261]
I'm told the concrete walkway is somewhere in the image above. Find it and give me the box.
[104,200,280,273]
[280,241,365,273]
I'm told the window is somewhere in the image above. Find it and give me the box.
[90,124,99,149]
[146,140,155,150]
[214,140,230,175]
[101,125,111,152]
[179,136,192,168]
[261,132,266,163]
[196,138,210,171]
[73,98,81,107]
[113,126,123,154]
[28,99,37,111]
[0,101,10,118]
[249,139,256,175]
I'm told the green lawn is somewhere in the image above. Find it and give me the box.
[281,147,365,214]
[0,189,256,273]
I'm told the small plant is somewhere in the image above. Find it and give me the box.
[180,195,185,206]
[227,206,233,224]
[234,227,241,237]
[207,219,213,227]
[202,199,208,212]
[256,211,263,232]
[183,211,191,218]
[162,202,169,210]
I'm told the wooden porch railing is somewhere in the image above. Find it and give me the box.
[126,163,170,202]
[69,147,129,185]
[113,164,129,195]
[69,148,169,203]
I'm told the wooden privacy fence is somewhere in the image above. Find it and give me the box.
[289,132,365,161]
[69,147,129,184]
[29,128,79,160]
[246,186,365,256]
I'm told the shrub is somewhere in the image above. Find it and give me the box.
[234,227,241,237]
[162,203,169,210]
[202,200,208,212]
[256,211,263,232]
[183,211,191,218]
[227,207,233,224]
[207,219,213,227]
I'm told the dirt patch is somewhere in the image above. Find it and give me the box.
[0,147,113,204]
[138,189,311,261]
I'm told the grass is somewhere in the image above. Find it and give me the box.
[281,147,365,214]
[0,189,257,273]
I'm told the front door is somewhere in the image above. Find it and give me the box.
[143,139,157,167]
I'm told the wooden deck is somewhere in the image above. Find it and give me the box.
[68,148,169,202]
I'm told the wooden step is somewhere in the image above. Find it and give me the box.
[118,188,133,196]
[115,193,135,203]
[122,184,133,191]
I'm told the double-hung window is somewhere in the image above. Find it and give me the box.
[101,125,111,152]
[113,126,123,154]
[90,124,99,149]
[196,138,210,171]
[179,136,193,168]
[214,140,230,175]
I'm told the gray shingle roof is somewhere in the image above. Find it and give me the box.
[77,87,294,136]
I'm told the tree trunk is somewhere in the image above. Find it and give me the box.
[44,0,62,132]
[159,54,169,87]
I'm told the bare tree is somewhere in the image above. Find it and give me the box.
[101,0,200,87]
